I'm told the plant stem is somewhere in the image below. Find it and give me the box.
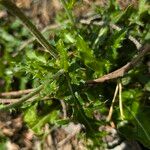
[0,85,43,112]
[66,73,93,131]
[87,44,150,84]
[0,0,58,59]
[0,69,65,111]
[0,89,34,97]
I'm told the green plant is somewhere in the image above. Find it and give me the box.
[0,0,150,148]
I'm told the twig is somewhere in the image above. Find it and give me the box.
[87,44,150,84]
[0,95,39,104]
[0,89,34,97]
[57,124,82,147]
[106,84,119,122]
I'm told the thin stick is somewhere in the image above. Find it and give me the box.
[118,82,124,120]
[87,44,150,84]
[0,89,34,97]
[106,84,119,122]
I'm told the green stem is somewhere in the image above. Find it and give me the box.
[66,73,93,131]
[0,0,58,59]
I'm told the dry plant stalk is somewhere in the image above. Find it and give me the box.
[87,44,150,84]
[0,89,34,97]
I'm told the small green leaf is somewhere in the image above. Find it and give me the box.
[26,51,46,64]
[66,0,76,9]
[56,39,69,71]
[75,35,102,75]
[107,30,126,60]
[65,33,75,43]
[56,119,70,125]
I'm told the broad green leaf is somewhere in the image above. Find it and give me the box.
[26,51,47,64]
[24,103,58,135]
[76,35,94,60]
[121,76,131,85]
[118,107,150,148]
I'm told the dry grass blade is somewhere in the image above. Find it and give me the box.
[106,84,119,122]
[118,82,124,120]
[0,85,43,112]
